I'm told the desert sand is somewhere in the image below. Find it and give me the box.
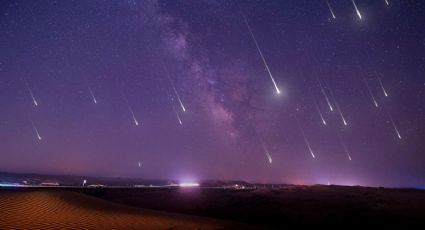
[0,189,258,229]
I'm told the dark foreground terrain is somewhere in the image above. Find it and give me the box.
[77,185,425,228]
[0,188,258,229]
[1,185,425,229]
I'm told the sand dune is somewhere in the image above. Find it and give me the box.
[0,189,256,229]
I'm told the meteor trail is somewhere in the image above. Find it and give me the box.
[162,62,186,112]
[30,118,42,140]
[24,79,38,107]
[386,110,402,139]
[335,99,348,126]
[138,161,141,168]
[85,78,97,104]
[312,96,327,126]
[261,141,273,164]
[385,0,389,6]
[122,92,139,126]
[172,105,183,125]
[327,83,348,126]
[337,132,352,161]
[317,78,334,112]
[352,0,362,20]
[363,78,379,108]
[326,0,336,19]
[295,115,316,159]
[238,5,280,94]
[375,71,389,97]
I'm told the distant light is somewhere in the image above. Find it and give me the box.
[0,183,20,187]
[178,182,199,187]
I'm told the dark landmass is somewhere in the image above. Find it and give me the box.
[0,189,257,229]
[1,171,425,228]
[74,185,425,228]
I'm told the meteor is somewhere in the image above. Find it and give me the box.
[238,5,280,94]
[162,62,186,112]
[317,79,333,112]
[363,78,379,108]
[337,132,352,161]
[138,161,141,168]
[30,118,42,140]
[173,105,183,125]
[326,0,336,19]
[24,79,38,107]
[375,71,389,97]
[122,92,139,126]
[336,100,348,126]
[327,84,348,126]
[312,96,327,126]
[85,78,97,104]
[295,115,316,159]
[261,141,273,164]
[352,0,362,20]
[386,110,402,139]
[385,0,389,6]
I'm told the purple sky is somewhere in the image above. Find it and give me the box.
[1,0,425,187]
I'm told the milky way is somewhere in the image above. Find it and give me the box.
[0,0,424,187]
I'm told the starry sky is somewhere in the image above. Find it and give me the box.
[1,0,424,187]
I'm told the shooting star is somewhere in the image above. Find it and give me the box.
[313,96,327,126]
[30,118,42,140]
[317,78,334,112]
[385,0,389,6]
[85,78,97,104]
[173,105,183,125]
[261,141,273,164]
[238,5,280,94]
[24,79,38,107]
[335,99,348,126]
[386,110,402,139]
[122,92,140,126]
[375,71,389,97]
[352,0,362,20]
[138,161,141,168]
[162,62,186,112]
[363,78,379,108]
[327,83,348,126]
[295,115,316,159]
[337,132,352,161]
[326,0,336,19]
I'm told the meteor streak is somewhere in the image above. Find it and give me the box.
[313,96,327,125]
[295,115,316,159]
[317,78,333,112]
[363,78,379,108]
[261,140,273,164]
[385,0,389,6]
[375,71,389,97]
[24,79,38,107]
[30,118,42,140]
[337,132,352,161]
[173,105,183,125]
[326,0,336,19]
[238,5,280,94]
[386,110,402,139]
[335,100,348,126]
[138,161,141,168]
[122,92,139,126]
[352,0,362,20]
[162,62,186,112]
[85,78,97,104]
[327,84,348,126]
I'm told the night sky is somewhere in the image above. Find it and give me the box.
[1,0,425,187]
